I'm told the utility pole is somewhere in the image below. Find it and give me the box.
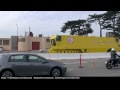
[16,24,18,37]
[16,24,18,51]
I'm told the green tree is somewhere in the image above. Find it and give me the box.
[61,19,93,36]
[87,13,104,37]
[102,11,120,37]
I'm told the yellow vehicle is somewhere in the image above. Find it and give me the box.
[49,35,120,53]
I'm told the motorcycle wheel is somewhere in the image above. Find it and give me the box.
[106,62,112,69]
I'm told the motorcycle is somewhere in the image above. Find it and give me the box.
[105,58,120,69]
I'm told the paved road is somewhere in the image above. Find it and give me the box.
[59,58,120,77]
[1,51,120,77]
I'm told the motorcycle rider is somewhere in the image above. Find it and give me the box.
[110,48,120,66]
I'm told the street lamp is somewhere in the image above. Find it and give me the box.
[16,24,18,37]
[16,24,18,51]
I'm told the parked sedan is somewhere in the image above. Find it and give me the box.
[0,54,67,77]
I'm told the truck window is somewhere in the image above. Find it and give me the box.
[51,39,56,46]
[56,35,61,41]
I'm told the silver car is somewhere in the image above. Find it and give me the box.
[0,54,67,77]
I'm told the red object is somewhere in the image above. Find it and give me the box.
[32,42,40,50]
[79,54,83,68]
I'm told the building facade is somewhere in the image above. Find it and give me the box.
[18,36,50,51]
[0,35,50,51]
[0,38,11,50]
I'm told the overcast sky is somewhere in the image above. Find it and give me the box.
[0,11,107,38]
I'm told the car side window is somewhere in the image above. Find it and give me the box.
[28,55,47,63]
[28,55,40,62]
[9,55,26,62]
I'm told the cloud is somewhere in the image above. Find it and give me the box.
[0,11,106,38]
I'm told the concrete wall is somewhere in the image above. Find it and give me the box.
[4,52,120,60]
[42,37,50,50]
[29,37,42,50]
[18,37,29,51]
[17,36,51,51]
[36,52,120,60]
[0,36,50,51]
[0,38,11,50]
[2,45,11,50]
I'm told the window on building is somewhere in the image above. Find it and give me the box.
[3,40,9,45]
[46,39,50,42]
[0,40,2,45]
[18,38,25,42]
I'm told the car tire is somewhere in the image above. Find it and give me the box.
[50,68,62,77]
[1,70,14,77]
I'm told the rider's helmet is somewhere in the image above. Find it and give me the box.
[111,48,115,51]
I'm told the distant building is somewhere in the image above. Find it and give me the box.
[0,34,50,51]
[0,38,11,50]
[18,35,50,51]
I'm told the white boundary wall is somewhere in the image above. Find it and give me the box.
[1,52,120,60]
[36,52,120,60]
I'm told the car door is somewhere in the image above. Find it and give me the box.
[9,54,31,76]
[27,55,50,76]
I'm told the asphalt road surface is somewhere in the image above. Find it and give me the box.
[1,51,120,77]
[58,58,120,77]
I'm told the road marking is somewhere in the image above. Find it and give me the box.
[64,62,87,64]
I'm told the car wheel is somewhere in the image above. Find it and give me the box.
[51,68,62,77]
[1,70,14,77]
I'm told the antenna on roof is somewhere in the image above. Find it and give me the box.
[29,26,30,32]
[25,31,26,36]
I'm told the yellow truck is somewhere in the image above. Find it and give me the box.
[49,35,120,53]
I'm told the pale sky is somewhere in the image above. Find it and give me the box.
[0,11,107,38]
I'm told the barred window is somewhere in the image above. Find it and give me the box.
[3,40,9,45]
[46,39,50,42]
